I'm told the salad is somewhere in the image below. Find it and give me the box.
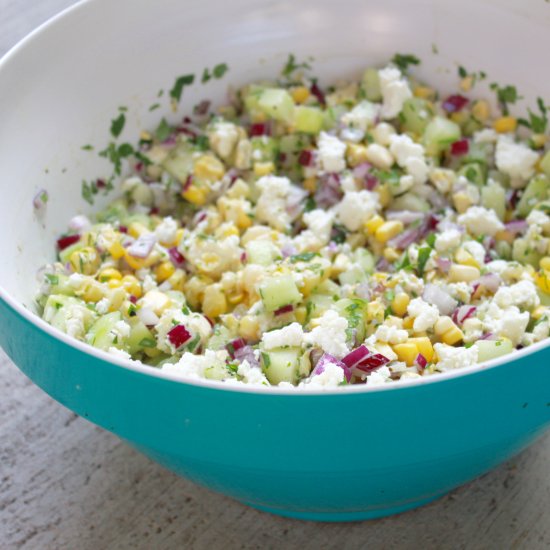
[35,55,550,388]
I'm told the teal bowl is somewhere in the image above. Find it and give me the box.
[1,0,550,521]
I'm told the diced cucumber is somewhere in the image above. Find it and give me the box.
[362,68,382,102]
[130,182,154,206]
[423,116,461,155]
[43,295,96,334]
[323,105,348,131]
[127,318,155,354]
[44,273,75,297]
[540,151,550,178]
[481,181,506,220]
[293,106,324,134]
[86,311,123,351]
[315,279,341,296]
[204,362,231,380]
[458,163,486,186]
[474,338,513,362]
[516,174,550,217]
[401,98,433,135]
[462,116,483,137]
[246,240,280,266]
[243,85,265,117]
[250,136,279,162]
[495,240,512,260]
[339,264,367,285]
[161,143,195,183]
[261,347,301,384]
[59,240,86,264]
[461,142,491,166]
[512,238,542,268]
[355,248,375,274]
[391,193,430,212]
[123,213,153,229]
[259,275,302,312]
[207,325,233,351]
[258,88,295,123]
[306,293,335,319]
[279,134,312,154]
[334,298,367,343]
[96,198,129,224]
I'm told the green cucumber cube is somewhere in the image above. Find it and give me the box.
[261,347,301,384]
[474,338,513,362]
[258,88,295,123]
[246,240,279,266]
[362,68,382,102]
[293,106,324,134]
[401,98,433,135]
[423,116,461,155]
[259,275,302,312]
[481,181,506,220]
[516,174,549,217]
[86,311,123,351]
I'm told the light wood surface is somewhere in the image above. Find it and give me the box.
[1,1,549,548]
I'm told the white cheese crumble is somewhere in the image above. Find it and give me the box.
[261,322,304,350]
[435,228,462,253]
[463,240,487,266]
[434,343,478,371]
[154,216,178,245]
[407,298,440,332]
[389,134,429,184]
[304,309,349,358]
[334,190,380,232]
[378,66,412,119]
[208,121,240,159]
[374,324,408,344]
[317,132,347,173]
[493,280,540,310]
[365,366,392,386]
[254,175,293,231]
[304,361,345,388]
[481,302,530,345]
[457,206,504,237]
[495,135,539,182]
[340,101,380,132]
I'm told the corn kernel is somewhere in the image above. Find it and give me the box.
[494,116,517,134]
[108,279,123,289]
[535,271,550,294]
[144,347,162,358]
[452,192,474,214]
[540,257,550,271]
[82,282,105,302]
[408,336,434,362]
[227,292,244,305]
[140,130,152,141]
[184,275,213,309]
[391,293,410,318]
[531,134,548,149]
[441,325,464,345]
[294,306,307,325]
[402,316,414,330]
[494,229,515,245]
[253,161,275,177]
[434,316,456,336]
[167,269,186,292]
[454,248,479,268]
[364,215,385,235]
[128,222,149,238]
[175,229,185,245]
[303,177,317,193]
[120,275,142,298]
[182,185,208,206]
[366,301,385,324]
[451,111,469,125]
[346,143,369,167]
[124,249,160,270]
[459,76,474,93]
[376,183,392,208]
[108,240,125,260]
[414,86,436,100]
[393,342,419,366]
[239,315,260,341]
[202,285,227,318]
[448,264,480,283]
[98,268,122,283]
[155,261,176,283]
[375,220,404,244]
[471,100,490,122]
[194,155,225,181]
[383,247,400,262]
[532,305,548,320]
[69,247,100,275]
[291,86,310,104]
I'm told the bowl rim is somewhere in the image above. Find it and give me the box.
[1,0,550,396]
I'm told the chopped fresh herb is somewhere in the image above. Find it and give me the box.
[128,304,137,316]
[281,53,311,78]
[261,352,271,368]
[458,65,468,78]
[81,179,97,205]
[425,232,436,248]
[134,151,152,166]
[391,53,420,72]
[290,252,318,263]
[194,135,210,151]
[518,97,548,134]
[212,63,229,79]
[305,301,315,323]
[431,43,439,55]
[182,306,190,315]
[490,83,521,115]
[170,74,195,103]
[417,246,432,276]
[384,289,395,303]
[139,337,157,348]
[157,89,164,97]
[155,118,172,142]
[148,103,161,112]
[110,113,126,138]
[81,144,94,151]
[303,196,316,212]
[201,68,211,84]
[117,143,134,157]
[395,251,412,271]
[45,273,59,285]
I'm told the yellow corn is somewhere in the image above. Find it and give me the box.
[493,116,517,134]
[364,215,385,235]
[184,275,213,309]
[414,86,436,100]
[376,183,392,208]
[294,306,307,325]
[82,282,105,303]
[303,177,317,193]
[366,301,385,324]
[434,316,455,336]
[532,305,548,320]
[393,342,419,366]
[450,111,469,125]
[531,134,548,149]
[120,275,142,298]
[167,269,186,292]
[435,316,464,345]
[144,347,162,358]
[175,228,185,245]
[441,325,464,345]
[227,292,245,305]
[155,261,176,283]
[253,161,275,177]
[107,279,123,289]
[182,184,208,206]
[454,248,479,268]
[448,264,480,283]
[402,316,414,330]
[535,271,550,294]
[108,240,126,260]
[128,222,149,238]
[459,76,474,93]
[98,268,122,282]
[194,155,225,181]
[452,192,473,214]
[238,315,260,341]
[69,247,100,275]
[383,247,400,262]
[140,130,152,141]
[540,257,550,271]
[391,293,410,318]
[408,337,434,362]
[291,86,310,104]
[471,100,490,122]
[346,143,370,167]
[202,284,228,318]
[375,220,404,244]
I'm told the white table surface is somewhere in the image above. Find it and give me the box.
[1,1,550,548]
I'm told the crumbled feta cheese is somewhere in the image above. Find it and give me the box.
[494,280,540,310]
[435,228,462,253]
[208,121,240,159]
[473,128,498,144]
[446,282,472,304]
[481,302,529,345]
[304,361,346,388]
[458,206,504,237]
[237,360,269,386]
[463,240,487,266]
[392,270,425,295]
[375,324,408,344]
[389,134,428,184]
[372,122,396,146]
[163,349,227,379]
[434,343,478,371]
[304,310,349,358]
[407,298,439,332]
[142,274,157,293]
[154,216,178,245]
[139,290,170,315]
[378,66,412,119]
[365,143,394,169]
[96,297,110,315]
[298,209,334,249]
[462,318,484,343]
[334,190,380,232]
[429,168,456,195]
[527,209,550,234]
[365,366,392,386]
[68,273,86,289]
[340,173,359,193]
[341,101,380,132]
[495,135,539,182]
[108,347,132,360]
[254,175,293,231]
[112,320,131,340]
[262,322,304,350]
[317,132,347,173]
[485,260,524,283]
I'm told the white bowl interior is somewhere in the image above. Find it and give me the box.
[0,0,549,309]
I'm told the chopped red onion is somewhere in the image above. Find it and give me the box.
[57,234,81,251]
[168,247,185,267]
[504,219,528,235]
[342,345,390,373]
[33,189,49,209]
[352,162,371,180]
[480,332,496,341]
[436,257,452,273]
[137,306,160,327]
[274,304,294,316]
[249,122,271,137]
[315,173,342,208]
[127,233,156,258]
[129,295,138,304]
[507,189,520,209]
[298,150,315,167]
[226,338,247,358]
[312,353,352,382]
[355,282,371,300]
[182,175,193,192]
[69,215,91,232]
[286,187,309,220]
[96,178,106,189]
[376,257,393,273]
[442,94,469,113]
[386,210,425,224]
[388,226,422,249]
[310,81,326,106]
[118,225,128,234]
[281,243,298,258]
[452,305,477,325]
[423,284,458,315]
[476,273,501,293]
[240,251,247,263]
[364,174,379,191]
[167,324,192,349]
[450,139,469,156]
[309,348,324,368]
[415,353,428,370]
[234,345,260,368]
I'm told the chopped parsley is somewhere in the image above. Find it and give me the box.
[391,53,420,72]
[45,273,59,285]
[518,97,548,134]
[81,144,94,151]
[489,83,521,115]
[282,53,312,78]
[148,103,161,112]
[417,246,432,276]
[155,118,172,142]
[261,352,271,368]
[170,74,195,103]
[81,179,98,205]
[110,113,126,138]
[290,252,318,263]
[139,337,157,348]
[212,63,229,79]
